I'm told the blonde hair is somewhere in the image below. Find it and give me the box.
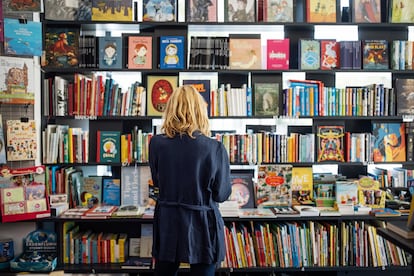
[161,85,210,138]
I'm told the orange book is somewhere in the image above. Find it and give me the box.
[127,36,152,69]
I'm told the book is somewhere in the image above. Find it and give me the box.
[387,220,414,239]
[253,82,280,116]
[82,204,118,217]
[269,206,299,217]
[313,173,336,207]
[91,0,133,21]
[0,115,6,164]
[299,39,320,70]
[369,207,402,217]
[121,257,152,269]
[4,0,41,12]
[371,122,406,162]
[263,0,294,22]
[395,78,414,115]
[229,34,262,70]
[102,178,121,206]
[4,18,42,56]
[0,56,35,104]
[228,169,255,209]
[146,75,177,116]
[291,167,313,206]
[293,205,320,216]
[43,27,80,68]
[390,0,414,23]
[316,125,345,162]
[98,33,123,69]
[357,177,386,208]
[352,0,381,23]
[224,0,256,22]
[127,35,152,70]
[187,0,217,22]
[256,164,293,208]
[182,79,212,116]
[121,166,150,207]
[238,208,276,218]
[44,0,78,20]
[335,180,358,205]
[6,120,37,161]
[112,204,145,217]
[407,195,414,229]
[96,130,121,163]
[362,40,389,70]
[306,0,337,23]
[80,176,103,206]
[320,40,340,70]
[142,0,177,22]
[159,36,185,69]
[316,206,341,216]
[266,38,290,70]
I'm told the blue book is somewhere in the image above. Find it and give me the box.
[102,178,121,206]
[98,33,123,69]
[159,36,185,69]
[4,18,42,56]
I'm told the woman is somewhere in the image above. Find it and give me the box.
[149,85,231,276]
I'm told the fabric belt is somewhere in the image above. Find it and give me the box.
[157,200,212,211]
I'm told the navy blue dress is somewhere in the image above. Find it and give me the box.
[149,132,231,265]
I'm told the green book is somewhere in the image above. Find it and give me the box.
[96,130,121,163]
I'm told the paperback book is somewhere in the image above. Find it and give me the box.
[266,38,290,70]
[127,35,152,69]
[159,36,185,69]
[291,167,313,206]
[6,120,37,161]
[362,40,389,70]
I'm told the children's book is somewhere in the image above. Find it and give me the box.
[299,39,320,70]
[182,79,212,116]
[228,169,255,208]
[159,36,185,69]
[335,180,358,205]
[263,0,294,22]
[98,33,123,69]
[238,208,276,218]
[146,75,177,116]
[352,0,381,23]
[390,0,414,23]
[371,122,406,162]
[306,0,337,23]
[43,27,80,68]
[316,125,345,162]
[44,0,77,20]
[102,178,121,206]
[4,0,41,12]
[224,0,256,22]
[187,0,217,22]
[142,0,177,22]
[253,82,280,116]
[4,18,42,56]
[6,120,37,161]
[96,130,121,163]
[291,167,313,206]
[91,0,133,21]
[313,173,336,207]
[266,38,290,70]
[320,40,339,70]
[127,35,152,69]
[362,40,389,70]
[80,176,103,207]
[229,34,262,70]
[357,177,385,208]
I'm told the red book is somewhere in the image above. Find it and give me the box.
[320,40,340,70]
[266,39,290,70]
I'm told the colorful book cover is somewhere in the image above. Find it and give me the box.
[4,0,41,12]
[299,39,320,70]
[127,35,152,69]
[263,0,294,22]
[182,79,211,115]
[44,0,77,20]
[96,130,121,163]
[372,122,406,162]
[0,56,35,104]
[320,40,340,70]
[352,0,381,23]
[390,0,414,23]
[357,177,385,208]
[43,27,80,68]
[362,40,389,70]
[0,115,6,164]
[335,180,358,205]
[6,120,37,161]
[227,169,255,208]
[316,125,345,162]
[159,36,185,69]
[102,178,121,206]
[313,174,336,207]
[306,0,337,23]
[187,0,217,22]
[146,75,177,116]
[256,164,293,208]
[395,78,414,115]
[98,34,123,69]
[143,0,177,22]
[291,167,313,205]
[224,0,256,22]
[229,34,262,70]
[92,0,133,21]
[4,18,42,57]
[80,176,103,207]
[266,38,290,70]
[253,82,280,116]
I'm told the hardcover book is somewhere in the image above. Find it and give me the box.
[182,79,212,116]
[6,120,37,161]
[4,0,41,12]
[43,27,80,68]
[253,82,280,116]
[335,180,358,205]
[372,122,406,162]
[4,18,42,56]
[96,130,121,163]
[91,0,133,21]
[299,39,320,70]
[146,75,177,116]
[362,40,389,70]
[395,78,414,115]
[98,34,123,69]
[291,167,313,206]
[357,177,385,208]
[142,0,177,22]
[159,36,185,69]
[127,35,152,69]
[80,176,103,206]
[352,0,381,23]
[44,0,77,20]
[187,0,217,22]
[229,34,262,70]
[266,38,290,70]
[263,0,294,22]
[224,0,256,22]
[320,40,340,70]
[121,166,150,206]
[102,178,121,206]
[306,0,337,23]
[316,125,345,162]
[390,0,414,23]
[227,169,255,208]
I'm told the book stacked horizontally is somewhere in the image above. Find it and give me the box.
[80,205,118,219]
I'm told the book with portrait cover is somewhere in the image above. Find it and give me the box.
[98,34,123,69]
[96,130,121,163]
[224,0,256,22]
[143,0,177,22]
[227,169,255,209]
[263,0,294,22]
[306,0,337,23]
[43,27,80,68]
[146,75,177,116]
[352,0,381,23]
[6,120,37,161]
[362,40,389,70]
[127,35,152,69]
[320,40,340,70]
[395,78,414,115]
[4,18,42,56]
[187,0,217,22]
[92,0,133,21]
[159,36,185,70]
[253,82,280,116]
[316,125,345,162]
[266,38,290,70]
[299,39,320,70]
[229,34,262,70]
[372,122,406,162]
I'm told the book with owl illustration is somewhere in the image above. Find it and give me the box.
[6,120,37,161]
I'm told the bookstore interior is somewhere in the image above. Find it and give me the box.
[4,0,414,275]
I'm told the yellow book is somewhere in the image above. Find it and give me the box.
[63,222,76,264]
[117,233,128,263]
[120,134,128,164]
[110,233,118,263]
[236,232,247,267]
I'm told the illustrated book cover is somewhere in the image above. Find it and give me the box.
[362,40,389,70]
[227,169,255,209]
[186,0,217,22]
[98,34,123,69]
[335,180,358,205]
[372,122,406,162]
[291,167,313,206]
[263,0,294,22]
[256,164,293,208]
[299,39,320,70]
[266,38,290,70]
[316,125,345,162]
[92,0,133,21]
[44,0,77,20]
[357,177,385,208]
[229,34,262,70]
[182,79,212,116]
[253,82,280,116]
[127,35,152,70]
[142,0,177,22]
[395,78,414,115]
[238,208,276,218]
[96,130,121,163]
[159,36,185,70]
[43,27,80,68]
[102,178,121,206]
[146,75,177,116]
[306,0,337,23]
[390,0,414,23]
[80,176,103,207]
[0,56,35,105]
[320,40,340,70]
[3,0,41,12]
[4,18,42,57]
[6,120,37,161]
[224,0,256,22]
[352,0,381,23]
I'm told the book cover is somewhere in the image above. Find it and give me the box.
[227,169,255,209]
[320,40,340,70]
[127,35,152,69]
[387,220,414,239]
[293,205,320,216]
[299,39,320,70]
[362,40,389,70]
[96,130,121,163]
[369,207,401,217]
[357,176,385,208]
[121,166,150,206]
[229,34,262,70]
[4,0,41,12]
[0,115,7,164]
[143,0,177,22]
[4,18,42,56]
[256,164,293,208]
[372,122,406,162]
[238,208,276,218]
[395,78,414,115]
[390,0,414,23]
[224,0,256,22]
[306,0,337,23]
[98,34,123,69]
[159,36,185,69]
[0,56,35,105]
[270,206,299,216]
[6,120,37,161]
[77,0,93,20]
[182,79,212,115]
[44,0,77,20]
[187,0,217,22]
[146,75,177,116]
[352,0,381,23]
[313,174,336,207]
[263,0,294,22]
[83,204,117,216]
[43,27,80,68]
[80,176,103,206]
[253,82,280,116]
[335,180,358,205]
[291,167,313,205]
[266,38,290,70]
[102,178,121,206]
[91,0,133,21]
[121,257,152,269]
[316,125,345,162]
